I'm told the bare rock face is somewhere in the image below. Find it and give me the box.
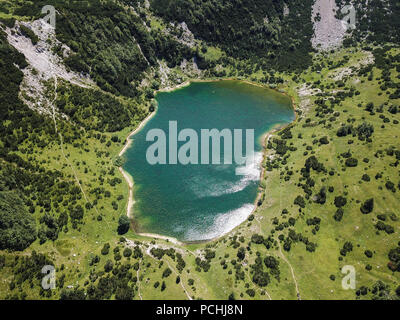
[283,4,290,17]
[311,0,348,50]
[5,19,93,115]
[6,19,91,84]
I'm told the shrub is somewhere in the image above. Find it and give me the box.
[264,256,279,269]
[334,208,344,222]
[345,158,358,167]
[306,242,316,252]
[251,234,264,244]
[123,247,132,257]
[334,196,347,208]
[237,247,245,261]
[360,198,374,214]
[340,241,353,256]
[294,195,306,208]
[385,181,396,192]
[362,174,370,182]
[252,271,270,287]
[246,289,256,297]
[19,24,39,45]
[117,215,130,235]
[104,259,113,272]
[101,243,110,255]
[356,122,374,140]
[319,136,329,144]
[365,250,373,258]
[162,268,172,278]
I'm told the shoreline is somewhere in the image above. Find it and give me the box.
[118,78,298,246]
[119,111,157,158]
[118,110,157,219]
[183,122,295,246]
[136,233,184,246]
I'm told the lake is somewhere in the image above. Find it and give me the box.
[123,80,295,241]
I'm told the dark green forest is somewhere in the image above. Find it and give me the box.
[150,0,315,71]
[336,0,400,46]
[12,0,194,96]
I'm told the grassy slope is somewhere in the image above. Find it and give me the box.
[204,46,400,300]
[1,45,399,300]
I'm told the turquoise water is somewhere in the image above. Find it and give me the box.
[124,81,294,241]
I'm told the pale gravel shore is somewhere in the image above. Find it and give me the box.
[118,111,156,220]
[136,233,183,246]
[118,167,134,219]
[119,111,157,157]
[156,80,191,93]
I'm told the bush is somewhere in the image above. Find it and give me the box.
[252,271,270,287]
[340,241,353,256]
[251,234,264,244]
[356,122,374,140]
[237,247,245,261]
[319,136,329,144]
[365,250,373,258]
[362,174,370,182]
[162,268,172,278]
[345,158,358,167]
[246,289,255,297]
[334,208,344,222]
[264,256,279,269]
[294,195,306,208]
[360,198,374,214]
[114,156,125,167]
[385,181,396,192]
[117,215,130,235]
[19,24,39,45]
[306,242,316,252]
[334,196,347,208]
[101,243,110,255]
[123,247,132,258]
[104,259,113,272]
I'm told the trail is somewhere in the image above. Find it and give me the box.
[125,238,195,300]
[245,265,272,300]
[132,34,150,66]
[49,72,107,227]
[137,258,143,300]
[278,241,301,300]
[277,153,301,300]
[49,77,88,204]
[165,259,192,300]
